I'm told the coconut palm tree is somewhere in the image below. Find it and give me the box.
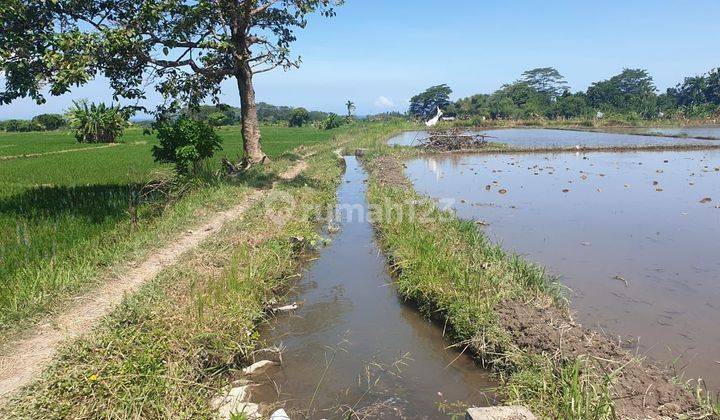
[345,100,356,118]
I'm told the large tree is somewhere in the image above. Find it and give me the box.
[520,67,569,99]
[587,68,658,117]
[0,0,342,168]
[408,84,452,120]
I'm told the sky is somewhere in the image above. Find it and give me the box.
[2,0,720,119]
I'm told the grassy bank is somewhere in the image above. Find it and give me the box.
[0,121,411,418]
[0,125,341,341]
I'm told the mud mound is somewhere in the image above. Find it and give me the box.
[423,129,492,151]
[496,301,698,419]
[372,156,411,190]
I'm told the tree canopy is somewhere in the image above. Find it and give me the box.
[409,84,453,120]
[587,68,657,117]
[288,107,311,127]
[0,0,342,166]
[442,66,720,122]
[520,67,569,99]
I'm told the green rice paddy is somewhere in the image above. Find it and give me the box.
[0,125,339,336]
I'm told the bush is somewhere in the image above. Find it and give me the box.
[288,107,310,127]
[319,113,345,130]
[207,112,232,127]
[152,117,223,175]
[31,114,66,130]
[4,119,30,132]
[67,100,129,143]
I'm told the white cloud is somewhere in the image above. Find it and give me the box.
[373,96,394,108]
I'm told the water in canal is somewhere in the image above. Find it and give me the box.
[252,157,496,419]
[404,150,720,389]
[388,128,719,148]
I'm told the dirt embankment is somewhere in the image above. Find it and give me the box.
[370,154,701,419]
[422,130,492,151]
[497,302,696,419]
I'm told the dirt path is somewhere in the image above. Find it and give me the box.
[0,143,120,161]
[0,161,307,402]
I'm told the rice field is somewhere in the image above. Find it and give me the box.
[0,124,340,334]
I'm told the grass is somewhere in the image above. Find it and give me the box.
[0,130,115,157]
[0,125,341,158]
[0,122,365,418]
[0,124,342,340]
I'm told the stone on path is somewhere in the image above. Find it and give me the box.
[270,408,291,419]
[466,406,536,420]
[242,360,278,376]
[211,385,261,419]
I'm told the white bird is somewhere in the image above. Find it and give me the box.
[425,107,443,127]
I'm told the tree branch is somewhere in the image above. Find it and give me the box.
[148,58,233,78]
[251,0,281,16]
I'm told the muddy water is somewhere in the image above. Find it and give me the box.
[253,157,496,418]
[388,128,719,148]
[405,150,720,389]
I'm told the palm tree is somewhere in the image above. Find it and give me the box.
[345,100,356,117]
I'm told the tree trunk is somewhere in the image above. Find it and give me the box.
[236,62,268,169]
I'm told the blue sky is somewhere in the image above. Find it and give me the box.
[2,0,720,118]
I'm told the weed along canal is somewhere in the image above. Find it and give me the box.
[404,149,720,390]
[251,157,497,418]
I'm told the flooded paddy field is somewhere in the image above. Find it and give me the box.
[251,157,496,418]
[388,128,720,148]
[404,150,720,389]
[633,126,720,139]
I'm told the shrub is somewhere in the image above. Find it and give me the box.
[31,113,66,130]
[4,119,30,132]
[319,113,345,130]
[27,121,45,131]
[207,112,232,127]
[152,117,223,175]
[67,100,129,143]
[288,107,310,127]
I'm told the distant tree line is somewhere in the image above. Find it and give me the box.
[0,114,67,132]
[178,103,333,127]
[0,103,338,133]
[410,66,720,123]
